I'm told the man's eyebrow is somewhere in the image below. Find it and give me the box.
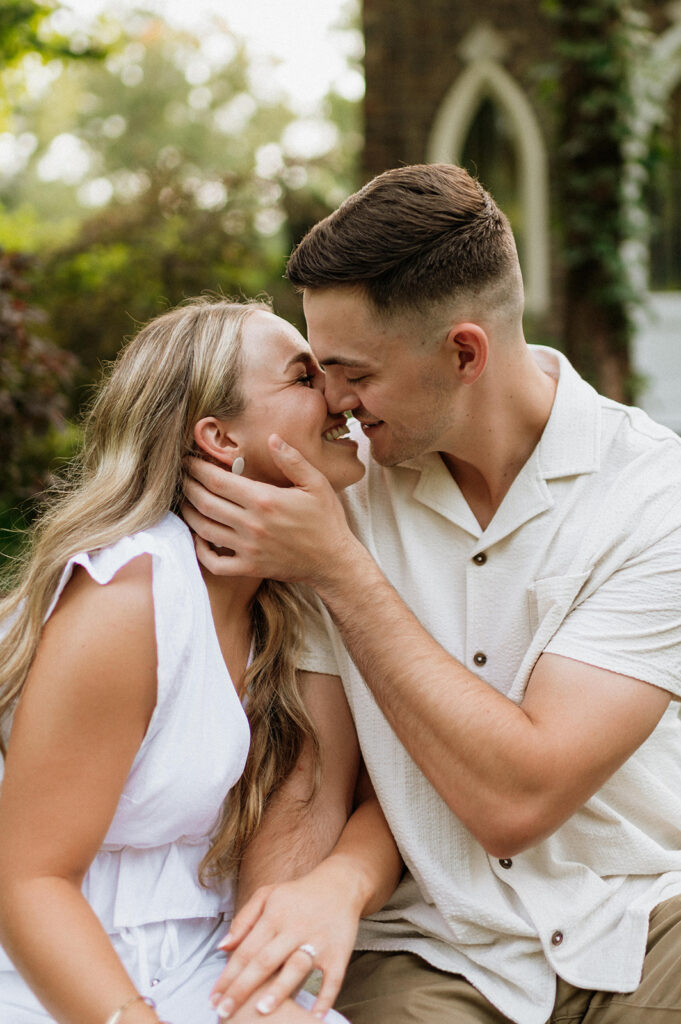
[319,356,372,369]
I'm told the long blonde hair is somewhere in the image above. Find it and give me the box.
[0,296,319,882]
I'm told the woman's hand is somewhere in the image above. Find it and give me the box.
[209,860,363,1021]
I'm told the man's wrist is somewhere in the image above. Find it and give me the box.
[310,533,377,604]
[309,852,372,918]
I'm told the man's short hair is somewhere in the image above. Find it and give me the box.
[286,163,520,316]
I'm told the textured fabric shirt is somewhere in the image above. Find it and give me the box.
[299,346,681,1024]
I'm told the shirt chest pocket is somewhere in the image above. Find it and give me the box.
[527,571,591,638]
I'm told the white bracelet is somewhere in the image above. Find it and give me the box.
[105,994,157,1024]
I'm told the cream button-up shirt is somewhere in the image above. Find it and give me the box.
[300,347,681,1024]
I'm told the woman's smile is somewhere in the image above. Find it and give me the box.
[231,310,364,491]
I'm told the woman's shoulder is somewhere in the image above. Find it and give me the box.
[44,513,195,623]
[48,552,154,657]
[37,551,157,733]
[80,512,192,582]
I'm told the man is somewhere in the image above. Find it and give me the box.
[183,164,681,1024]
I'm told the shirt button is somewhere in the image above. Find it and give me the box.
[499,858,513,869]
[473,552,487,565]
[551,930,564,947]
[473,651,487,666]
[150,978,160,987]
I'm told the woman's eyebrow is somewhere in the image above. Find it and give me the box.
[283,351,316,371]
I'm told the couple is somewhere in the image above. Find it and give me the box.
[2,163,681,1024]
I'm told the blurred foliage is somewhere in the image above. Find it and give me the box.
[0,0,105,128]
[0,0,101,66]
[542,0,654,402]
[0,249,80,556]
[0,4,362,552]
[2,9,361,390]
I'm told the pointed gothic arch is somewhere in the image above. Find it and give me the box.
[426,35,549,316]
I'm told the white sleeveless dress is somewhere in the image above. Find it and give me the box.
[0,513,346,1023]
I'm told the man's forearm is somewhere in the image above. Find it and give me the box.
[314,541,538,830]
[318,795,403,917]
[313,538,613,856]
[312,541,671,857]
[237,797,347,910]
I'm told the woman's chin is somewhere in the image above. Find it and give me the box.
[327,458,365,493]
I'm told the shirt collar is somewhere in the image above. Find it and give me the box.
[530,345,601,479]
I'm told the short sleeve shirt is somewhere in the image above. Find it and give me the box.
[298,347,681,1024]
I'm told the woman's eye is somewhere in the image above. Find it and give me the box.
[346,375,367,384]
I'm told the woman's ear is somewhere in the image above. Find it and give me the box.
[444,323,489,384]
[193,417,241,468]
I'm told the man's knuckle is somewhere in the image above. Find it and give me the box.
[249,520,268,542]
[257,494,277,516]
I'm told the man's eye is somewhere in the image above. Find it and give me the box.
[346,375,367,384]
[297,373,315,387]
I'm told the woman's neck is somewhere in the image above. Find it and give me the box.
[200,566,262,620]
[200,566,263,694]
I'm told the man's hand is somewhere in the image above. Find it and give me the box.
[182,435,359,587]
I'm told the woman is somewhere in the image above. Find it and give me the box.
[0,298,402,1024]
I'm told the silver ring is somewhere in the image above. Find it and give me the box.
[297,943,318,961]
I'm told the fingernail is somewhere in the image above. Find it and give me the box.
[209,992,221,1008]
[217,996,234,1019]
[256,995,275,1015]
[216,931,233,949]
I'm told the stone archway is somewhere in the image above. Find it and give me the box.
[426,24,550,317]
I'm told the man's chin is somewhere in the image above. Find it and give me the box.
[369,435,425,467]
[368,442,405,468]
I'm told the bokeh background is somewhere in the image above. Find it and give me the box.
[2,0,681,560]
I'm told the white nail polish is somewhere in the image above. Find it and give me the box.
[232,456,245,476]
[217,996,234,1019]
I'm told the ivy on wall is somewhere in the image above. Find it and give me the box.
[542,0,656,402]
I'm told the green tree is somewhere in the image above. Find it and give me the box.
[0,248,79,554]
[1,11,361,407]
[0,0,104,556]
[546,0,652,401]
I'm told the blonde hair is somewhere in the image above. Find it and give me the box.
[0,296,319,882]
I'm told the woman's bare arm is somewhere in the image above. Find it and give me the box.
[0,557,161,1024]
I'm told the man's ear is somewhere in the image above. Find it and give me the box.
[193,417,240,468]
[445,323,489,384]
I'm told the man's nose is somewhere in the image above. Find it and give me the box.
[323,373,358,415]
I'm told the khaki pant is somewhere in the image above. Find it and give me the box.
[335,895,681,1023]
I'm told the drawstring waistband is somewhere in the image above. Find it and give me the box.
[117,921,181,991]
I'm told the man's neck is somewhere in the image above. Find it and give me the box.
[440,350,557,530]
